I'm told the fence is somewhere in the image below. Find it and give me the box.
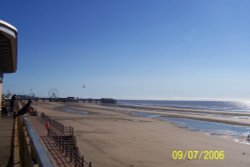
[17,116,54,167]
[11,101,54,167]
[40,113,92,167]
[40,113,73,136]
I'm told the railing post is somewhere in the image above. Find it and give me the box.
[65,142,68,157]
[62,137,64,153]
[55,135,58,146]
[59,136,61,150]
[75,152,77,167]
[39,113,92,167]
[70,148,73,162]
[81,155,84,167]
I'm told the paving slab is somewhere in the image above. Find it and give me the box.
[0,115,14,167]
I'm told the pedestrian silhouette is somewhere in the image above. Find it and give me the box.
[10,94,16,112]
[14,99,32,118]
[1,100,7,116]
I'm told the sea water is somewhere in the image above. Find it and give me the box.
[118,100,250,112]
[162,117,250,137]
[120,100,250,143]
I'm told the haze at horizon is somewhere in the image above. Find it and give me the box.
[1,0,250,100]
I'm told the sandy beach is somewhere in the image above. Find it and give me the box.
[33,102,250,167]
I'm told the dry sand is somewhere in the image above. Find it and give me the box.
[33,102,250,167]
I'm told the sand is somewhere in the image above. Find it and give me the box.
[33,102,250,167]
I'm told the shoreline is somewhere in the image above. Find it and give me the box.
[33,102,250,167]
[115,103,250,117]
[111,104,250,126]
[61,102,250,126]
[61,103,250,144]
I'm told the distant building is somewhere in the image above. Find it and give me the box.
[100,98,117,104]
[67,97,75,101]
[0,20,18,110]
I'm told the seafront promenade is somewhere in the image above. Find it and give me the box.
[29,113,92,167]
[0,115,13,167]
[0,102,55,167]
[1,101,55,167]
[15,102,91,167]
[28,114,73,167]
[0,100,95,167]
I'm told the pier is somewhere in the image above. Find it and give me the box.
[18,97,117,104]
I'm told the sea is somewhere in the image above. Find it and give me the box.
[118,100,250,112]
[118,100,250,144]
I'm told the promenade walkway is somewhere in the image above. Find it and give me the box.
[28,115,74,167]
[0,105,89,167]
[0,115,14,167]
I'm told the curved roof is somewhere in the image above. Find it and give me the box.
[0,20,18,73]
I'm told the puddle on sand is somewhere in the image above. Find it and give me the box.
[61,107,89,115]
[131,111,161,118]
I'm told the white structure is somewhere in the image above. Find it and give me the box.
[0,20,18,110]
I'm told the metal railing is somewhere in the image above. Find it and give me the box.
[40,113,92,167]
[12,102,54,167]
[18,116,54,167]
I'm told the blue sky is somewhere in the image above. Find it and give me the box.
[1,0,250,100]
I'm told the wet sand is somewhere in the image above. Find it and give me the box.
[33,102,250,167]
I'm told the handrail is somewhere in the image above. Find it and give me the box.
[14,101,55,167]
[22,116,54,167]
[40,113,92,167]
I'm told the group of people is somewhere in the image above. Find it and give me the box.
[1,94,16,116]
[1,94,32,118]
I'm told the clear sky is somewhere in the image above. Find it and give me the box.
[1,0,250,100]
